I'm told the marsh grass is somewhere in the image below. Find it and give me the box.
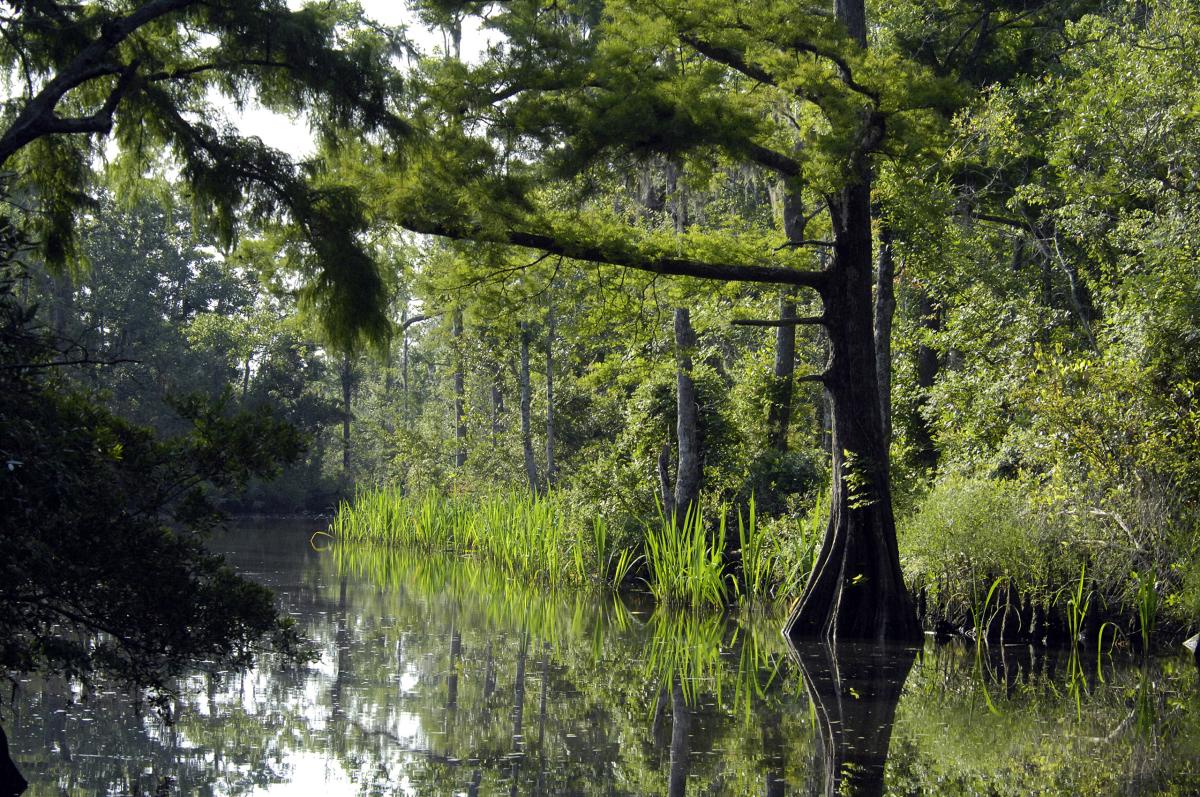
[336,486,792,609]
[735,494,776,606]
[643,500,729,609]
[329,486,597,586]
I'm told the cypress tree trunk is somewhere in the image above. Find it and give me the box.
[786,181,921,644]
[673,307,701,520]
[792,642,916,797]
[452,309,466,468]
[785,0,920,645]
[519,321,539,492]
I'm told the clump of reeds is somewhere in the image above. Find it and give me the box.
[329,487,599,586]
[643,501,730,609]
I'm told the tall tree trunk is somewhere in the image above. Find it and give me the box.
[786,186,920,643]
[785,0,920,645]
[874,225,896,445]
[452,309,467,468]
[544,292,557,486]
[519,321,539,492]
[490,356,505,447]
[673,307,701,520]
[767,178,807,453]
[341,354,352,478]
[767,293,797,453]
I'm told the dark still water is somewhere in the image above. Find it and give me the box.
[6,523,1200,795]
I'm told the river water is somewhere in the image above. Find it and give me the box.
[5,522,1200,795]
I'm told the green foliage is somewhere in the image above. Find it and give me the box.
[900,475,1050,620]
[0,264,307,688]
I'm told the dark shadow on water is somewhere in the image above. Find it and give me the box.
[788,640,918,797]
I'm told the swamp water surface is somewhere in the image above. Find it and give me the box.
[6,522,1200,795]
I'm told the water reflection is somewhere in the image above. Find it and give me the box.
[790,643,915,797]
[2,524,1198,795]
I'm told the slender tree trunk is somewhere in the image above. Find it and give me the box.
[658,439,675,520]
[403,311,412,429]
[785,0,920,645]
[491,360,505,448]
[544,292,557,486]
[519,321,539,492]
[913,292,940,470]
[673,307,701,520]
[874,225,896,445]
[767,293,797,453]
[341,354,352,478]
[452,309,467,468]
[767,178,807,453]
[0,723,26,797]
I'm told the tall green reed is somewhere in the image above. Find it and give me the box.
[643,499,729,609]
[736,494,776,606]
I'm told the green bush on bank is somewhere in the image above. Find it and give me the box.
[898,470,1200,639]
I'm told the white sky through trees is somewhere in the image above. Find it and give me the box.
[231,1,491,157]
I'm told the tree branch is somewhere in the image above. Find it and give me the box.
[397,216,829,290]
[679,33,833,117]
[42,61,141,137]
[399,313,438,332]
[0,0,199,165]
[732,316,826,327]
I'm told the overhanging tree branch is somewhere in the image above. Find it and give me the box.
[397,215,830,290]
[0,0,199,166]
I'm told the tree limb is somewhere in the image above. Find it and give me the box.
[0,0,200,165]
[397,216,830,290]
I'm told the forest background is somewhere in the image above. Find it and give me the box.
[4,0,1200,673]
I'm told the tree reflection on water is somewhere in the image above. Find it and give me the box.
[3,525,1199,795]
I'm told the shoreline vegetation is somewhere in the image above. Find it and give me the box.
[328,482,1197,654]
